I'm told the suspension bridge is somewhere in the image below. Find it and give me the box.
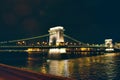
[0,26,116,80]
[0,26,108,50]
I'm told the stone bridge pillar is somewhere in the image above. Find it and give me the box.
[105,39,113,48]
[48,26,65,46]
[105,39,114,51]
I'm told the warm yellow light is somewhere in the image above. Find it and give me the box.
[37,42,40,45]
[49,48,66,54]
[26,48,41,52]
[81,48,87,51]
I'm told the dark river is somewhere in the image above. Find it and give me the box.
[0,51,120,80]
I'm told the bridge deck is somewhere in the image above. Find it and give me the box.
[0,45,106,49]
[0,64,74,80]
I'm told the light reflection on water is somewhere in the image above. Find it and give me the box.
[0,52,120,80]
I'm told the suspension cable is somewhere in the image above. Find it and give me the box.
[64,34,86,45]
[0,34,49,44]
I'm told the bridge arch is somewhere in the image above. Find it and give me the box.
[48,26,65,46]
[105,39,113,48]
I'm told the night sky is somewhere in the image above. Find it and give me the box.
[0,0,120,44]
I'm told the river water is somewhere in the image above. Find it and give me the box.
[0,51,120,80]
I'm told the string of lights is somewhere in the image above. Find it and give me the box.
[0,34,49,44]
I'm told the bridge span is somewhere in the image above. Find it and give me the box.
[0,45,106,49]
[0,26,113,52]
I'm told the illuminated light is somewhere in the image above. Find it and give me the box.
[22,41,25,43]
[17,41,20,44]
[37,42,40,45]
[49,26,64,31]
[41,66,47,74]
[104,53,116,57]
[56,43,59,46]
[81,48,87,51]
[26,48,41,52]
[28,57,34,60]
[87,48,90,51]
[60,48,66,53]
[49,48,66,54]
[49,60,69,76]
[105,48,114,52]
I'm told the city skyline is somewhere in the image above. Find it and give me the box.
[0,0,120,43]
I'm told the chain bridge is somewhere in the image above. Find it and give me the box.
[0,26,109,50]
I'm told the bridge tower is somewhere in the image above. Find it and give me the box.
[105,39,113,48]
[105,39,114,51]
[48,26,65,46]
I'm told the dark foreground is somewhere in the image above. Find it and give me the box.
[0,64,74,80]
